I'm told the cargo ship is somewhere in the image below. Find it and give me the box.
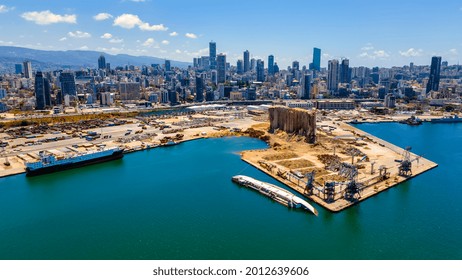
[232,175,318,216]
[25,147,124,176]
[431,115,462,123]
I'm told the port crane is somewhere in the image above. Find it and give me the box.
[398,146,421,176]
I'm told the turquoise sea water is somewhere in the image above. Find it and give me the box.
[0,123,461,260]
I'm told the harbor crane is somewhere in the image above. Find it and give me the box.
[398,146,421,177]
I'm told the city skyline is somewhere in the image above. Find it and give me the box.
[0,0,461,68]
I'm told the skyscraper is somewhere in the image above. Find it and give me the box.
[98,55,106,70]
[23,61,32,79]
[268,55,274,76]
[243,50,250,73]
[15,64,23,75]
[209,41,217,70]
[250,58,256,72]
[327,59,339,93]
[34,72,51,110]
[236,60,243,74]
[426,56,442,93]
[312,48,321,71]
[165,60,171,71]
[195,76,204,102]
[217,53,226,83]
[301,74,311,99]
[292,61,300,71]
[256,59,265,82]
[340,58,350,83]
[59,72,77,98]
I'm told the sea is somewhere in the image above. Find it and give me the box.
[0,122,461,260]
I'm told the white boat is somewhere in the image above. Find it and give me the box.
[232,175,318,216]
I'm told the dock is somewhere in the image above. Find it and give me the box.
[240,121,438,212]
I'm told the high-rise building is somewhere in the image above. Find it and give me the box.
[292,61,300,72]
[59,72,77,98]
[340,59,350,83]
[268,55,274,76]
[311,48,321,71]
[250,58,256,72]
[15,64,23,75]
[247,87,256,100]
[243,50,250,73]
[165,60,171,71]
[301,74,311,99]
[34,72,51,110]
[209,41,217,70]
[256,59,265,82]
[426,56,442,93]
[0,88,6,99]
[236,60,243,74]
[23,61,32,79]
[217,53,226,83]
[273,63,279,73]
[211,70,217,84]
[200,56,210,70]
[327,59,339,93]
[195,76,204,102]
[119,82,140,100]
[98,55,106,70]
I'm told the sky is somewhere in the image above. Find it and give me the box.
[0,0,460,68]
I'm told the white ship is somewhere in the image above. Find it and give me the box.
[232,175,318,216]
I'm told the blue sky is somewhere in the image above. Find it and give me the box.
[0,0,460,68]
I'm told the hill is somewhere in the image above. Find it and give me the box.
[0,46,190,73]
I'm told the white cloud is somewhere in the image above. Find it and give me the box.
[21,10,76,25]
[68,31,91,38]
[142,38,155,47]
[109,38,124,43]
[185,33,197,39]
[113,13,167,31]
[0,40,14,45]
[449,48,458,55]
[113,14,142,29]
[161,40,169,45]
[374,50,390,58]
[101,33,113,39]
[399,48,423,57]
[139,23,168,31]
[0,5,13,13]
[359,44,390,60]
[361,46,374,51]
[169,31,178,37]
[175,49,182,54]
[130,0,146,2]
[79,45,89,50]
[59,37,67,41]
[94,13,113,21]
[185,47,208,57]
[97,47,123,54]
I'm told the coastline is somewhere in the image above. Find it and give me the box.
[0,113,439,214]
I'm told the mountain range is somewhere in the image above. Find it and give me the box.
[0,46,190,73]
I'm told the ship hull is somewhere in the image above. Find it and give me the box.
[26,150,124,177]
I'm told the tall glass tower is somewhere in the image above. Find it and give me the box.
[243,50,250,73]
[209,41,217,70]
[268,55,274,76]
[426,56,442,93]
[312,48,321,71]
